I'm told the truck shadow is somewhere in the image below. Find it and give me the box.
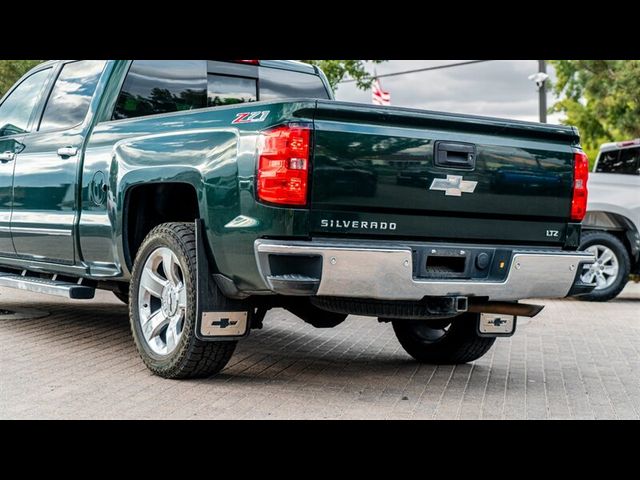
[207,314,495,386]
[0,301,494,387]
[606,297,640,303]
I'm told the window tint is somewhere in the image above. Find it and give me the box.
[208,74,256,107]
[596,150,619,173]
[596,148,639,174]
[0,68,50,138]
[259,68,330,101]
[618,147,640,174]
[39,61,106,132]
[113,60,207,120]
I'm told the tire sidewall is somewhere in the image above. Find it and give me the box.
[129,227,197,372]
[395,314,476,352]
[579,231,630,300]
[392,313,495,364]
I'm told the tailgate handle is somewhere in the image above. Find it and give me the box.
[435,141,476,169]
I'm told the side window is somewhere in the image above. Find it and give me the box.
[259,68,330,101]
[207,74,256,107]
[595,150,620,173]
[39,61,106,132]
[618,147,640,174]
[596,148,640,174]
[0,68,51,138]
[112,60,207,120]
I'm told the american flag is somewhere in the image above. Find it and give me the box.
[372,77,390,106]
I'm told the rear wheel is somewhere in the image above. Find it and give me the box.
[578,231,630,302]
[391,313,495,364]
[129,222,238,379]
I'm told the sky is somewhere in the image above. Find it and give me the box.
[333,60,564,124]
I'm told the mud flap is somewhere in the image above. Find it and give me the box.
[194,219,250,341]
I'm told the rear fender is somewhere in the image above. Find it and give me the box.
[112,128,239,277]
[583,211,640,261]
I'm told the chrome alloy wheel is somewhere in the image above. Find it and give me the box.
[138,247,187,355]
[580,244,619,290]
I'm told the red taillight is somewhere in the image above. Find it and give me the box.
[571,150,589,221]
[236,60,259,65]
[257,125,310,206]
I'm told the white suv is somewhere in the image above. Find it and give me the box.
[579,139,640,301]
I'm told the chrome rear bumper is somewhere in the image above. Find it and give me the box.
[255,239,595,301]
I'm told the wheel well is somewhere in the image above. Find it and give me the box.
[583,228,629,250]
[582,228,639,272]
[124,183,200,269]
[583,210,640,267]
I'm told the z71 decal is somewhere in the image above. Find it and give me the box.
[232,111,270,124]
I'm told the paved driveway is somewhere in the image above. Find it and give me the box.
[1,284,638,419]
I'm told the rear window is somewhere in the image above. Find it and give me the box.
[259,67,330,101]
[208,74,256,107]
[113,60,207,120]
[596,147,640,174]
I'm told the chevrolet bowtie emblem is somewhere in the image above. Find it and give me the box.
[429,175,478,196]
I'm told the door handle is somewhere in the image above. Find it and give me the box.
[0,151,15,163]
[434,141,476,170]
[57,146,78,158]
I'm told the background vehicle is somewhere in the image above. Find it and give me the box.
[0,60,594,379]
[579,139,640,301]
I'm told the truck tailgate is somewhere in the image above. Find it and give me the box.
[310,100,580,246]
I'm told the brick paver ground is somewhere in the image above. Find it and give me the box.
[1,284,638,419]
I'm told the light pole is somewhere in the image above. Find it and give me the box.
[528,60,549,123]
[538,60,547,123]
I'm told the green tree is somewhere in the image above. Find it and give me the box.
[0,60,43,97]
[303,60,385,92]
[550,60,640,162]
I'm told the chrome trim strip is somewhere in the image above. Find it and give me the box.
[0,254,89,276]
[255,240,595,301]
[10,227,72,236]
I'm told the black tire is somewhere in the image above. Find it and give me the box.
[391,313,495,364]
[113,291,129,305]
[578,230,630,302]
[129,222,238,379]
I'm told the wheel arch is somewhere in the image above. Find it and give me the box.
[582,210,640,267]
[122,181,203,271]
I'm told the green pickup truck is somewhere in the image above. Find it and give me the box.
[0,60,595,378]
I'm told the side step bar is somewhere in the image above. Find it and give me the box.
[0,274,95,299]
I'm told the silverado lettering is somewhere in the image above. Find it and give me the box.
[0,60,595,379]
[320,219,397,230]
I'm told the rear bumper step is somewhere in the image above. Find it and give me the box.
[255,239,595,301]
[267,274,320,295]
[0,274,95,299]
